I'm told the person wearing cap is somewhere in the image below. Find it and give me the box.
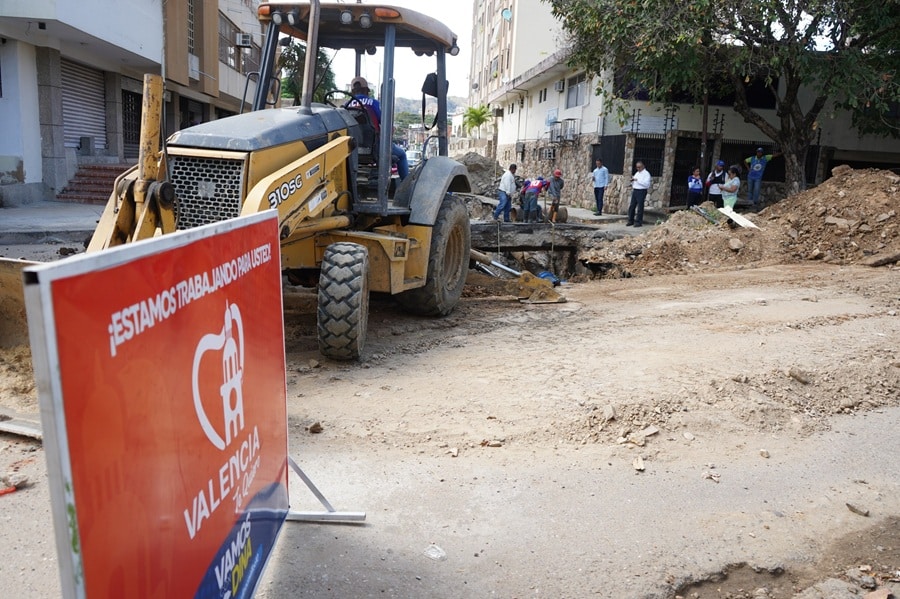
[344,76,409,180]
[547,169,565,223]
[705,160,727,208]
[744,147,781,210]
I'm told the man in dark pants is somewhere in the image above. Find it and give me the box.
[627,161,651,227]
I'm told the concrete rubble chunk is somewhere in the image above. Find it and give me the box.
[603,405,616,421]
[640,425,659,437]
[788,367,811,384]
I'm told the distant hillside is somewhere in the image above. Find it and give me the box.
[396,96,467,115]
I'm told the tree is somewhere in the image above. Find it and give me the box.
[462,105,493,138]
[279,40,337,104]
[545,0,900,194]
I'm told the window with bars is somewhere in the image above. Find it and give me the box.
[187,0,195,55]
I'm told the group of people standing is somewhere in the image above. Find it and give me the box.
[494,147,779,224]
[494,165,566,223]
[688,148,779,211]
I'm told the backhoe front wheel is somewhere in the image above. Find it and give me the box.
[317,242,369,360]
[397,195,471,316]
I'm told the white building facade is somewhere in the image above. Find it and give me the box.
[0,0,261,205]
[468,0,900,214]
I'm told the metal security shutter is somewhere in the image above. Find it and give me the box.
[61,60,107,151]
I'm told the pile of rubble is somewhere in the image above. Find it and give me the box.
[456,152,503,196]
[580,167,899,276]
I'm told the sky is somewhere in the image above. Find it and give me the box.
[327,0,475,100]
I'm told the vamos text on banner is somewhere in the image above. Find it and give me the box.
[24,212,289,599]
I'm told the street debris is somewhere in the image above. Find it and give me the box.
[702,470,721,483]
[423,544,447,561]
[846,503,870,517]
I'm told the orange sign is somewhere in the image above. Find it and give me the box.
[25,213,288,598]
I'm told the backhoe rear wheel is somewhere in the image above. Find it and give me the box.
[317,242,369,360]
[397,195,471,316]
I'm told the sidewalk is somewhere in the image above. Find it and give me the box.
[0,201,104,245]
[0,196,665,246]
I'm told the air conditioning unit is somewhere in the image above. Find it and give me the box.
[188,54,200,81]
[235,33,252,47]
[515,142,525,153]
[554,79,565,92]
[492,107,504,118]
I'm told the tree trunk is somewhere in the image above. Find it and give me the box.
[780,140,809,198]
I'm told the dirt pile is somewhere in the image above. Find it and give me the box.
[457,152,502,196]
[580,167,899,276]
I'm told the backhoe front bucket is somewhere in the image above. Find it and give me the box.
[0,258,39,348]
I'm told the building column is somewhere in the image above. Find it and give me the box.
[105,72,124,161]
[36,47,68,197]
[615,133,636,215]
[658,129,678,210]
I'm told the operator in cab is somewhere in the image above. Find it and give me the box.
[344,77,409,180]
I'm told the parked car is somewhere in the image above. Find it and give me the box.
[407,149,423,167]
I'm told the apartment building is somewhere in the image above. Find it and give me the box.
[469,0,900,214]
[0,0,262,205]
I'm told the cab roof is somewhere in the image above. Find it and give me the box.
[258,2,458,53]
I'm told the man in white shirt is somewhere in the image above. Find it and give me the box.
[494,163,517,222]
[627,161,652,227]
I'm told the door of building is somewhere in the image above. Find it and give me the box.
[61,60,107,153]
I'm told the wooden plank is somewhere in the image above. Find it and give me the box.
[718,206,760,229]
[0,419,43,441]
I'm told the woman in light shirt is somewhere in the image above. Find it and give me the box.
[720,166,741,209]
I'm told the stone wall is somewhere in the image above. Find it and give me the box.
[496,136,599,211]
[498,130,816,215]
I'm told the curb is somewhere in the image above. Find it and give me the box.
[0,230,94,246]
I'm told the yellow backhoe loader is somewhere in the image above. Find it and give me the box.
[2,1,477,360]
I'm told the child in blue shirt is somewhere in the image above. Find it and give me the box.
[687,167,703,208]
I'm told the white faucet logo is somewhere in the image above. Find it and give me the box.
[192,301,245,450]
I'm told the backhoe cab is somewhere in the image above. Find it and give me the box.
[80,1,473,360]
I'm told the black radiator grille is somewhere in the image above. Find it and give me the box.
[170,155,246,230]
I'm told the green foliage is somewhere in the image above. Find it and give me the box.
[462,105,492,133]
[394,111,421,131]
[545,0,900,188]
[278,40,337,104]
